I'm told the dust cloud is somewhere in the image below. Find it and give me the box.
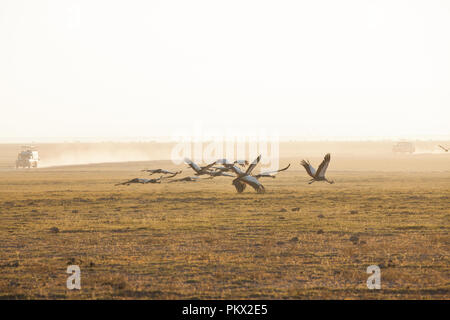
[0,140,449,171]
[39,150,151,168]
[37,142,175,168]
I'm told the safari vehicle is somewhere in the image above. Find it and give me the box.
[392,141,415,154]
[15,146,40,168]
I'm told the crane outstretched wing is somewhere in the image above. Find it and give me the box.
[232,179,247,193]
[316,153,331,178]
[256,164,290,177]
[235,160,249,167]
[115,178,147,186]
[241,175,265,193]
[229,165,245,176]
[168,176,199,183]
[212,166,231,172]
[210,171,234,177]
[115,179,133,186]
[300,160,316,178]
[216,158,232,165]
[141,169,157,174]
[202,161,218,171]
[160,172,180,180]
[184,158,202,173]
[245,155,261,175]
[160,169,177,174]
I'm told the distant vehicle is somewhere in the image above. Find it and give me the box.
[392,142,415,154]
[16,146,40,168]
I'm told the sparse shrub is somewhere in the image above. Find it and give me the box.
[50,227,59,233]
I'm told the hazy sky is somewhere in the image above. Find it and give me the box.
[1,0,449,141]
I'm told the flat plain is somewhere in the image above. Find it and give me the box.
[0,146,449,299]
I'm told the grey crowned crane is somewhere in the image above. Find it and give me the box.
[215,159,249,167]
[115,177,163,186]
[438,145,449,152]
[115,172,179,186]
[167,176,204,183]
[301,153,334,184]
[212,159,250,174]
[254,164,291,178]
[229,155,265,193]
[184,158,217,176]
[206,170,235,178]
[141,169,181,176]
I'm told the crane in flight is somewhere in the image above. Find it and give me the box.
[184,158,218,176]
[229,155,266,193]
[300,153,334,184]
[115,177,163,186]
[254,164,291,178]
[141,169,181,176]
[206,170,235,178]
[215,159,249,167]
[167,176,207,183]
[115,172,178,186]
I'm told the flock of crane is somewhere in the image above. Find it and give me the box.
[115,153,334,193]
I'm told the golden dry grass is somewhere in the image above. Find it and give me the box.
[0,159,449,299]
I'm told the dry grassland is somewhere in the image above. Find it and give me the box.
[0,151,449,299]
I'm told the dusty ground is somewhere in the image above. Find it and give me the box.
[0,151,449,299]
